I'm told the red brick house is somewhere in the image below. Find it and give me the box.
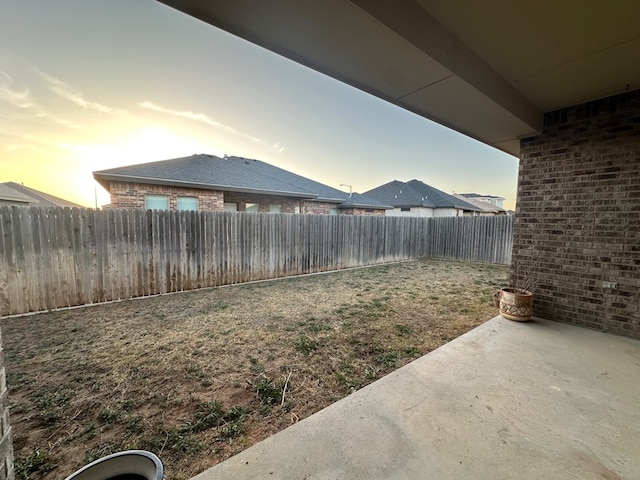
[93,154,390,215]
[156,2,640,339]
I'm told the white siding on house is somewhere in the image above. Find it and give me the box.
[385,207,434,217]
[386,207,467,217]
[433,208,460,217]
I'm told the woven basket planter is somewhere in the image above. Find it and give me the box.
[498,288,533,322]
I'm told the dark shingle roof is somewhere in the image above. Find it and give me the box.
[452,194,505,213]
[0,182,83,208]
[93,154,389,208]
[459,193,505,200]
[0,183,36,204]
[363,180,482,211]
[95,154,317,199]
[338,192,392,209]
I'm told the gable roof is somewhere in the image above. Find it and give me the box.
[337,192,392,210]
[458,193,505,201]
[363,180,482,211]
[452,194,505,213]
[0,182,84,208]
[94,154,390,208]
[0,183,36,204]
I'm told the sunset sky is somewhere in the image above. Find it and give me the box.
[0,0,519,209]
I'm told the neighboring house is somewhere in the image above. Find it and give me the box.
[0,182,84,208]
[452,194,506,216]
[93,154,391,215]
[458,193,505,209]
[362,180,483,217]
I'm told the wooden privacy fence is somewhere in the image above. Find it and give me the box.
[0,206,512,316]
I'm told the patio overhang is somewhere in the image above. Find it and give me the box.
[156,0,640,157]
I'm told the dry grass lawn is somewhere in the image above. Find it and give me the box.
[1,258,508,479]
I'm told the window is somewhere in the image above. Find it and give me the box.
[400,207,411,212]
[223,202,237,212]
[269,204,282,213]
[177,197,197,211]
[145,194,168,210]
[294,205,301,214]
[329,208,338,215]
[245,202,259,212]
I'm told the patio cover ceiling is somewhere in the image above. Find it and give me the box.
[158,0,640,156]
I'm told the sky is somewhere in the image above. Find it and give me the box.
[0,0,519,209]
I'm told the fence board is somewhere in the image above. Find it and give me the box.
[0,208,512,316]
[0,207,10,314]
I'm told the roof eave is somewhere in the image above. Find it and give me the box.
[93,173,319,200]
[338,203,392,210]
[0,195,36,204]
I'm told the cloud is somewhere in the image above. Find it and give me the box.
[271,142,286,153]
[35,67,121,115]
[138,101,238,133]
[0,69,36,109]
[0,68,80,129]
[139,100,286,153]
[50,85,116,114]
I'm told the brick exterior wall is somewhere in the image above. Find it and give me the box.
[339,208,385,216]
[223,192,302,213]
[0,330,14,480]
[105,183,350,215]
[515,90,640,338]
[106,182,224,211]
[301,201,338,215]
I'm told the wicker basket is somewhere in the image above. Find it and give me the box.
[498,287,533,322]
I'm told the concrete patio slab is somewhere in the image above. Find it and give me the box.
[193,316,640,480]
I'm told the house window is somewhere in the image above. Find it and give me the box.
[400,207,411,212]
[269,204,282,213]
[145,194,169,210]
[223,202,237,212]
[177,197,197,211]
[294,205,301,214]
[245,202,259,212]
[329,208,338,215]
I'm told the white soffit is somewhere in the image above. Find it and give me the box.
[418,0,640,111]
[400,75,537,147]
[155,0,640,155]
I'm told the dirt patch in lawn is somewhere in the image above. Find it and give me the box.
[1,258,507,479]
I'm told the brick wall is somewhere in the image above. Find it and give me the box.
[223,192,302,213]
[106,182,224,211]
[0,330,14,480]
[516,90,640,338]
[301,201,338,215]
[338,207,385,216]
[105,183,350,215]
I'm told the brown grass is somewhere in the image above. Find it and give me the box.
[1,258,507,480]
